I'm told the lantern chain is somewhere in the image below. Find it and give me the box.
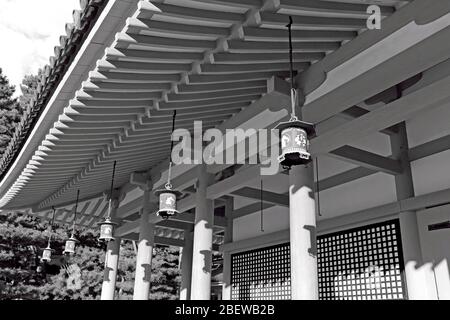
[286,16,298,121]
[166,110,177,190]
[71,189,80,236]
[106,161,117,220]
[48,206,56,247]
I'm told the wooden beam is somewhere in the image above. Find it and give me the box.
[336,106,398,136]
[115,219,140,237]
[409,133,450,161]
[124,235,219,251]
[233,202,275,219]
[207,165,262,200]
[316,166,375,192]
[311,70,450,155]
[231,187,289,207]
[277,0,394,18]
[300,1,450,123]
[222,181,450,253]
[156,219,192,230]
[154,236,184,247]
[329,145,402,175]
[117,197,142,218]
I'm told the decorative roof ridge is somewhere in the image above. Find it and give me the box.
[0,0,108,180]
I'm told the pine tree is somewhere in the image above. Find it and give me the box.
[19,72,41,113]
[0,68,22,156]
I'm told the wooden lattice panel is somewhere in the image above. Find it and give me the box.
[231,219,407,300]
[231,243,291,300]
[318,220,406,300]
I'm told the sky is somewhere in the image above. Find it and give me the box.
[0,0,80,97]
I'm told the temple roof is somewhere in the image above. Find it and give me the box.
[0,0,108,181]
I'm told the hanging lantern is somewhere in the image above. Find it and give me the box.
[274,16,315,170]
[154,110,182,219]
[274,119,315,169]
[41,245,53,262]
[64,189,80,255]
[41,207,56,262]
[155,185,182,219]
[64,236,79,255]
[98,216,118,241]
[98,161,118,242]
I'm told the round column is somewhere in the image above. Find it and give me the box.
[289,163,318,300]
[180,230,193,300]
[190,163,214,300]
[101,237,121,300]
[133,191,155,300]
[100,198,121,300]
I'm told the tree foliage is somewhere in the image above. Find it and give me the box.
[19,71,41,113]
[0,68,43,157]
[0,68,22,155]
[0,211,181,300]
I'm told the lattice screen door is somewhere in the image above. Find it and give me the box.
[231,219,407,300]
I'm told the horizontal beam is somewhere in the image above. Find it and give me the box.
[329,145,402,175]
[316,166,375,192]
[311,68,450,155]
[409,133,450,161]
[222,182,450,252]
[233,202,275,219]
[231,187,289,207]
[300,1,450,123]
[207,165,262,200]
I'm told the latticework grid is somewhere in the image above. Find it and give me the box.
[231,243,291,300]
[230,219,406,300]
[317,220,406,300]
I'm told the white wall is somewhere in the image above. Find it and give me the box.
[407,100,450,196]
[318,172,397,219]
[233,205,289,242]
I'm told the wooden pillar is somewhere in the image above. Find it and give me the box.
[190,163,214,300]
[289,162,319,300]
[391,123,438,300]
[180,229,193,300]
[133,188,155,300]
[101,197,121,300]
[222,197,233,300]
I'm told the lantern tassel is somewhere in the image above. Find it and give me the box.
[315,157,322,217]
[260,179,264,232]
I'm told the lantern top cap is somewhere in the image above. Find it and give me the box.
[274,119,316,137]
[154,188,183,198]
[96,216,118,226]
[43,245,54,251]
[67,235,79,242]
